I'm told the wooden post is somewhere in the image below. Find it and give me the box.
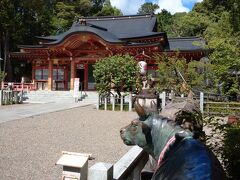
[129,93,132,112]
[104,97,107,111]
[161,91,166,110]
[84,63,88,91]
[0,90,2,106]
[120,96,123,112]
[48,59,53,90]
[32,61,35,84]
[70,59,75,90]
[207,103,209,115]
[200,92,204,113]
[112,95,115,111]
[64,66,68,90]
[88,162,113,180]
[96,94,100,110]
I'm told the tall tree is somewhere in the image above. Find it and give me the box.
[137,2,159,15]
[0,0,55,80]
[157,9,173,33]
[52,1,77,32]
[95,0,122,16]
[74,0,92,17]
[90,0,105,15]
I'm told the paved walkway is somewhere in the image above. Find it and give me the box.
[0,104,135,180]
[0,100,96,123]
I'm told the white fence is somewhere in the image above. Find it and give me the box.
[0,89,23,105]
[96,93,133,112]
[96,91,204,113]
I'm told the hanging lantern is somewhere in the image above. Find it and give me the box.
[138,61,147,75]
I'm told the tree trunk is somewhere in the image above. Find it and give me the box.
[0,35,2,71]
[3,31,12,81]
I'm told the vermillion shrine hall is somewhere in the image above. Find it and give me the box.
[11,14,205,91]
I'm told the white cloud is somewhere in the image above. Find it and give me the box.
[182,0,203,2]
[110,0,145,15]
[155,0,190,14]
[182,0,203,4]
[110,0,204,15]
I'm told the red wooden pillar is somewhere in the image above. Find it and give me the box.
[70,59,75,90]
[84,63,88,91]
[64,66,68,90]
[32,61,36,90]
[32,61,35,82]
[48,59,53,90]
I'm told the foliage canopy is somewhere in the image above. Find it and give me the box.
[93,55,139,96]
[155,54,215,95]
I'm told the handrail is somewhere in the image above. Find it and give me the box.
[1,82,37,91]
[113,146,149,180]
[86,146,149,180]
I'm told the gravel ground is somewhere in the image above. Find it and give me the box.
[0,106,137,180]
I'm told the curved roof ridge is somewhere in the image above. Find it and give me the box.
[44,25,123,45]
[168,37,203,40]
[84,14,154,21]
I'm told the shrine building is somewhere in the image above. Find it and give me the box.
[11,14,205,91]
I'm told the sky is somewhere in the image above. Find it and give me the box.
[110,0,204,15]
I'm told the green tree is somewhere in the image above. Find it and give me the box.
[74,0,92,17]
[155,54,214,95]
[0,0,55,81]
[52,2,77,32]
[93,55,139,97]
[0,71,7,83]
[90,0,105,15]
[204,12,240,97]
[137,2,159,15]
[95,0,122,16]
[157,9,173,33]
[165,11,210,37]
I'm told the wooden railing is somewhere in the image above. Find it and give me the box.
[1,82,37,91]
[204,101,240,116]
[0,89,24,105]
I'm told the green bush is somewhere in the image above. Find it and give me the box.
[99,104,129,111]
[223,124,240,179]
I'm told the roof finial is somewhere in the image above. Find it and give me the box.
[79,18,86,26]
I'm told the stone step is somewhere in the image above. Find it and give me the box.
[24,91,99,103]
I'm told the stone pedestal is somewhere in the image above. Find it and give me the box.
[56,152,90,180]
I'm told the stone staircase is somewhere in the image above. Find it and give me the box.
[23,90,99,105]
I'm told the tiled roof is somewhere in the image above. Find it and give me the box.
[45,23,123,44]
[36,14,164,44]
[168,37,205,51]
[84,14,161,39]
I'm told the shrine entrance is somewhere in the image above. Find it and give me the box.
[76,64,85,90]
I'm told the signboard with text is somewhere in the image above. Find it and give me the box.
[73,78,80,98]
